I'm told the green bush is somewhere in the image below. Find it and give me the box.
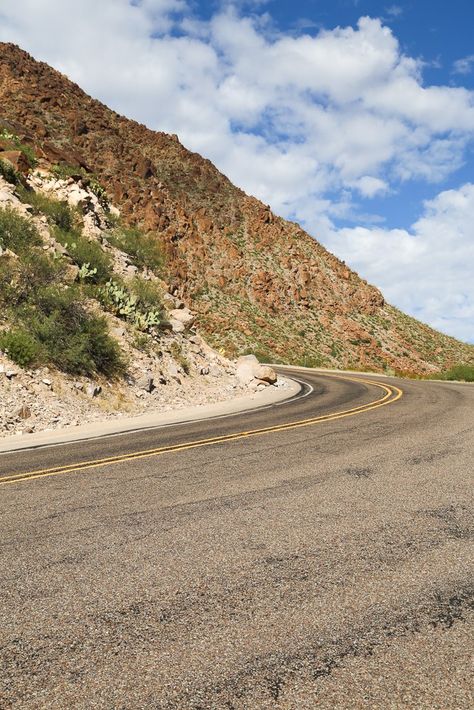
[0,250,67,307]
[0,207,42,254]
[20,286,126,377]
[19,189,75,231]
[107,226,164,273]
[441,364,474,382]
[54,227,112,283]
[0,329,41,367]
[0,158,19,185]
[170,341,190,374]
[51,163,84,181]
[129,277,164,313]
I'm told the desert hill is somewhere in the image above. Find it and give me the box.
[1,42,473,374]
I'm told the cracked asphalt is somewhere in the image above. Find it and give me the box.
[0,370,473,709]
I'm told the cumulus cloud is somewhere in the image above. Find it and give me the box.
[325,184,474,342]
[352,176,389,198]
[0,2,473,340]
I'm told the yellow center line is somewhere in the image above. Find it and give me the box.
[0,374,403,486]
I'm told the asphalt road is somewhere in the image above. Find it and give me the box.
[0,369,473,709]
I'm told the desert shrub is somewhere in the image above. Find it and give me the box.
[0,251,67,307]
[0,158,19,185]
[296,354,326,368]
[19,189,75,231]
[169,341,190,374]
[19,286,126,377]
[0,329,42,367]
[0,207,42,254]
[51,163,84,181]
[129,277,164,313]
[441,364,474,382]
[107,226,164,273]
[54,227,112,283]
[131,332,159,355]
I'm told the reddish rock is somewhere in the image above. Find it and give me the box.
[0,149,30,174]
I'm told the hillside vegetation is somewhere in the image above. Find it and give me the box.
[0,163,247,437]
[0,43,473,375]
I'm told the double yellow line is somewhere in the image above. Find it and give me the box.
[0,374,402,486]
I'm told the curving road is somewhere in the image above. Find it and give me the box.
[0,369,473,708]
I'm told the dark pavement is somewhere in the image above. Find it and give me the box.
[0,370,473,708]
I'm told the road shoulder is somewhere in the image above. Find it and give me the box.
[0,376,301,454]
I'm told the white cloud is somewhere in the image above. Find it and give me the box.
[453,54,474,75]
[352,176,388,198]
[385,5,404,18]
[324,184,474,342]
[0,3,473,340]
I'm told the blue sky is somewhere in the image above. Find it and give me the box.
[1,0,473,342]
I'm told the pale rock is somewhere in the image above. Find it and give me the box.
[255,365,277,385]
[17,404,32,419]
[137,374,154,393]
[236,355,259,385]
[169,308,195,329]
[86,383,102,397]
[112,327,126,338]
[67,186,89,207]
[170,318,185,334]
[236,354,277,386]
[167,362,180,378]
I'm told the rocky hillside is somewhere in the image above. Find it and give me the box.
[1,42,473,375]
[0,167,283,438]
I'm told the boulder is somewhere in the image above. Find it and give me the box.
[137,374,154,393]
[169,308,195,329]
[86,383,102,397]
[255,365,277,385]
[0,150,30,174]
[169,318,185,334]
[236,354,259,385]
[236,354,277,386]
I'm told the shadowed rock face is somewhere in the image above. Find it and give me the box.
[1,42,473,374]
